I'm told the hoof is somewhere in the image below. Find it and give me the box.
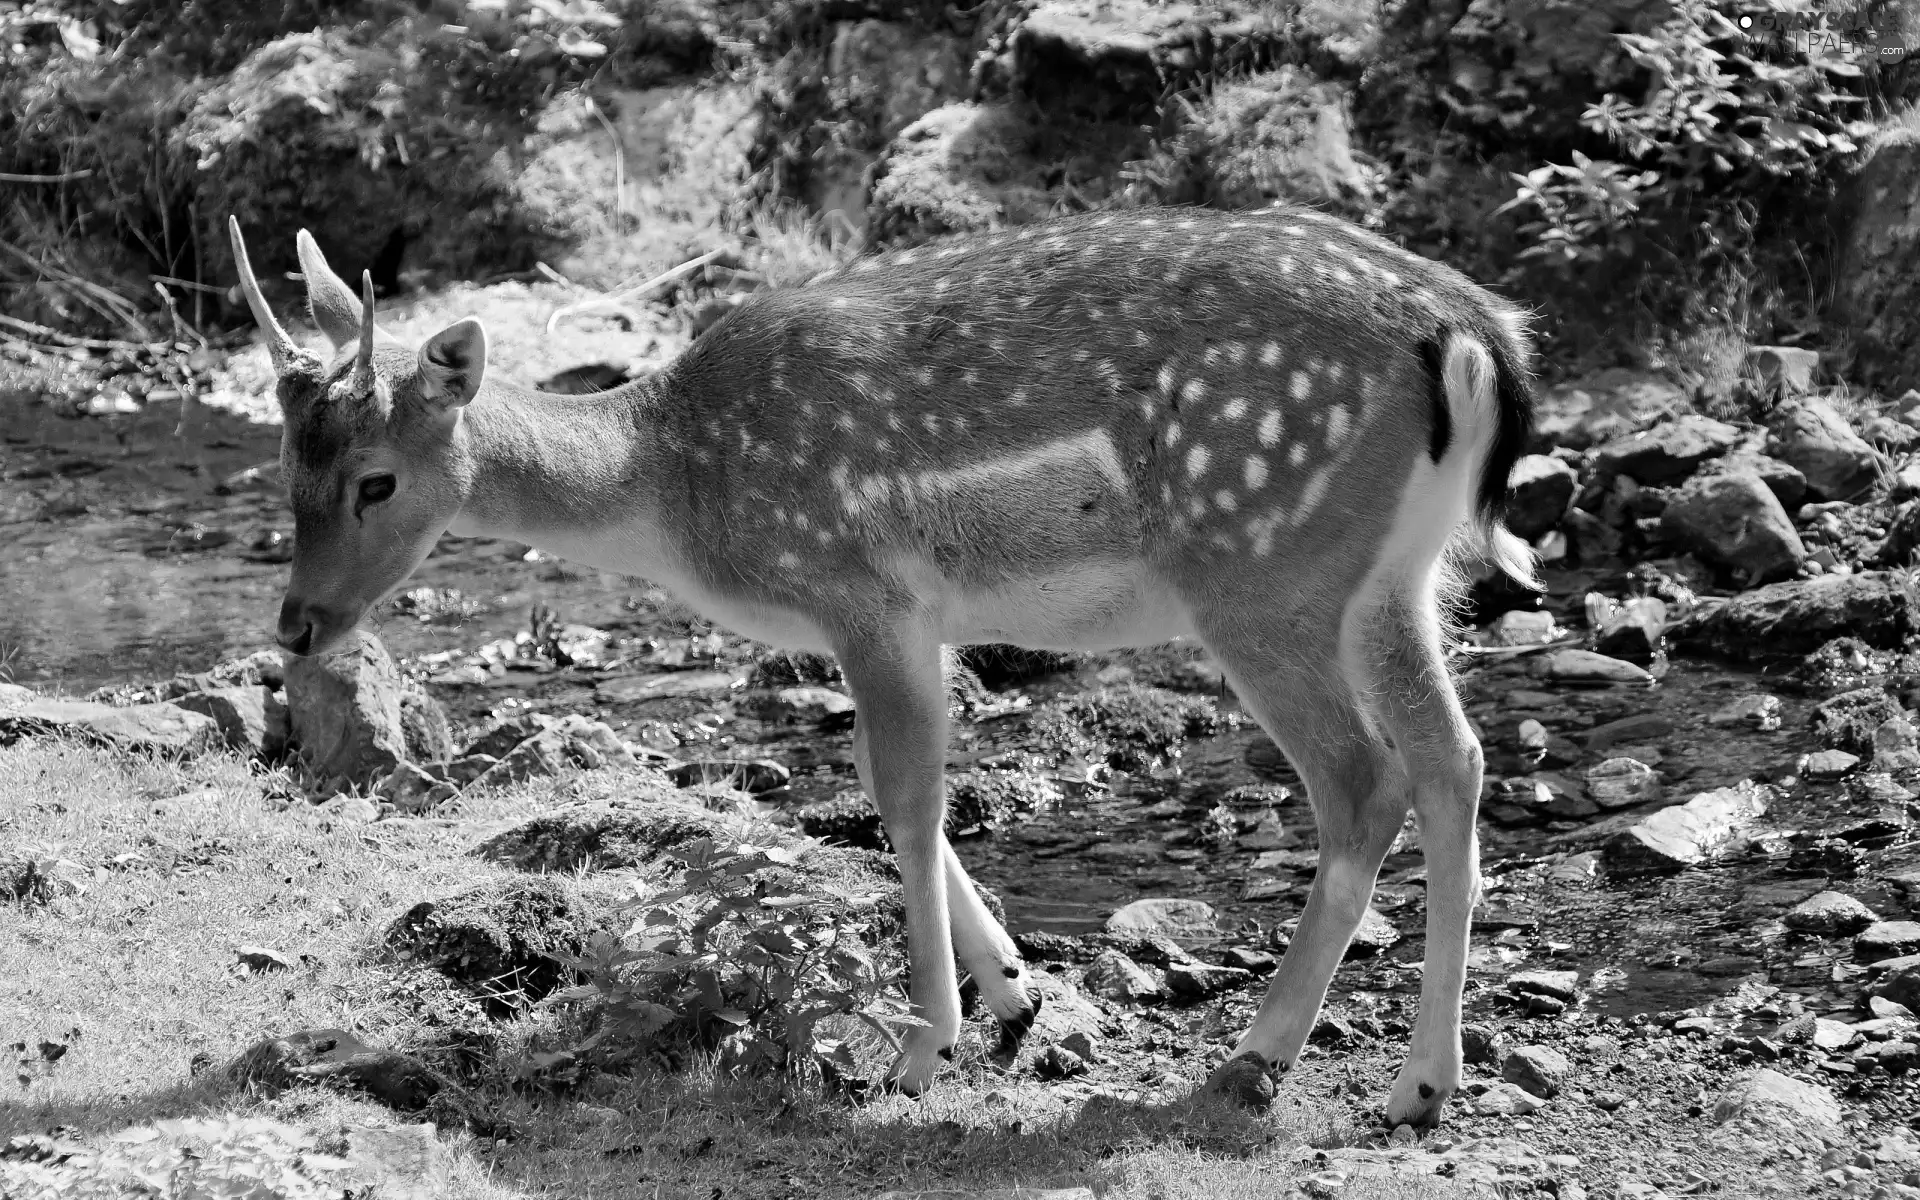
[1382,1080,1453,1130]
[1206,1051,1278,1110]
[994,987,1044,1054]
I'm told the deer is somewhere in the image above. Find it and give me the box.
[226,203,1537,1129]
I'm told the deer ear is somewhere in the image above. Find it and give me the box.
[418,319,486,410]
[296,230,363,351]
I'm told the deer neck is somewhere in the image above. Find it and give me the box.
[447,380,664,554]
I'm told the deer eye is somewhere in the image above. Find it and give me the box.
[355,474,396,514]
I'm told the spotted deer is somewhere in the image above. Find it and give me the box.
[228,205,1537,1127]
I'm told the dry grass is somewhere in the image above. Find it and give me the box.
[0,737,1468,1199]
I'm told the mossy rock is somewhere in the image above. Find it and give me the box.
[1811,687,1906,755]
[956,644,1087,689]
[1032,684,1221,772]
[384,877,614,1010]
[474,798,741,872]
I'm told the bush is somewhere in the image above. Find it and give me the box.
[543,836,916,1083]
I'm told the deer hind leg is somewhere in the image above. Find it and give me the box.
[1359,585,1486,1130]
[836,622,976,1095]
[943,844,1042,1045]
[1196,606,1411,1094]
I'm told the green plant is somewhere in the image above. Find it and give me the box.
[543,837,918,1084]
[1495,152,1659,270]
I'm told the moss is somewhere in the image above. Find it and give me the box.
[1032,684,1221,773]
[384,876,614,1011]
[1810,687,1906,755]
[474,798,742,873]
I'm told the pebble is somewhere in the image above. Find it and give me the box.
[1502,1045,1571,1099]
[1709,693,1783,730]
[1587,757,1663,809]
[1469,1080,1547,1116]
[1532,649,1654,684]
[1802,749,1861,780]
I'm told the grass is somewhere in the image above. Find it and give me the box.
[0,736,1476,1199]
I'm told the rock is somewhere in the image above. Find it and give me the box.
[1606,781,1772,871]
[442,753,499,784]
[1488,609,1559,647]
[1011,0,1286,108]
[1711,1068,1844,1149]
[474,792,744,872]
[1347,907,1399,956]
[1593,596,1669,662]
[1801,749,1860,780]
[1834,125,1920,397]
[1470,1080,1547,1116]
[1669,572,1920,657]
[1768,398,1886,502]
[1105,897,1218,945]
[1081,949,1166,1003]
[827,18,970,146]
[1462,1023,1511,1066]
[1659,470,1806,584]
[1034,1043,1088,1079]
[1222,946,1276,973]
[1586,758,1662,810]
[1585,714,1674,753]
[0,698,219,755]
[377,762,459,813]
[1874,717,1920,769]
[877,1192,1094,1200]
[385,876,615,1006]
[462,713,559,759]
[224,1028,447,1113]
[1784,891,1878,935]
[742,686,855,726]
[1812,688,1906,755]
[157,648,286,698]
[1709,694,1782,730]
[284,629,414,787]
[1700,452,1809,511]
[399,685,455,764]
[1164,960,1254,1000]
[1873,499,1920,566]
[1529,649,1652,685]
[1507,969,1580,1007]
[313,794,380,823]
[329,1122,447,1198]
[1812,1018,1859,1051]
[1503,1045,1571,1099]
[1530,369,1687,452]
[1748,346,1822,395]
[1591,414,1742,486]
[666,758,791,793]
[869,103,1053,244]
[1507,454,1578,540]
[1168,68,1375,213]
[1858,921,1920,962]
[472,714,639,788]
[595,670,746,703]
[1879,963,1920,1010]
[173,686,290,759]
[235,945,293,972]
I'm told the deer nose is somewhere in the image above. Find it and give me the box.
[277,597,336,657]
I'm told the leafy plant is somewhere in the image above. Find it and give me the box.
[543,836,919,1084]
[1495,152,1659,270]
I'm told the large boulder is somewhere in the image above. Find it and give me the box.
[1606,782,1773,871]
[1658,470,1806,585]
[284,629,420,787]
[1834,121,1920,396]
[1669,571,1920,658]
[1011,0,1287,118]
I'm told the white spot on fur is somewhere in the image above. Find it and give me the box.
[1214,489,1238,512]
[1186,446,1210,479]
[1290,371,1311,401]
[1327,404,1351,444]
[1243,456,1268,491]
[1261,342,1283,367]
[1222,396,1248,421]
[1258,410,1282,447]
[1181,379,1206,406]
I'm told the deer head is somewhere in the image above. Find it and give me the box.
[228,217,489,656]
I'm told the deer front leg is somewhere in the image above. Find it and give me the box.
[839,628,962,1095]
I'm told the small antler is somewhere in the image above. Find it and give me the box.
[353,270,377,386]
[227,215,299,370]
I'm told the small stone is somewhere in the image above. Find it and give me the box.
[1470,1080,1547,1116]
[1489,609,1559,647]
[1059,1030,1099,1062]
[1712,1068,1844,1142]
[1785,890,1878,935]
[1105,897,1219,945]
[1802,749,1861,780]
[1812,1019,1859,1052]
[1504,1045,1572,1099]
[1346,907,1399,956]
[1034,1043,1088,1080]
[314,795,380,823]
[1592,1091,1627,1112]
[1709,694,1783,731]
[376,762,458,813]
[1586,757,1662,809]
[1081,949,1165,1003]
[1874,718,1920,769]
[1462,1022,1510,1066]
[1222,947,1276,974]
[1164,961,1253,999]
[1532,649,1654,685]
[1208,1050,1276,1109]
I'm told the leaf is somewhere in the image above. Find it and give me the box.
[711,1008,750,1026]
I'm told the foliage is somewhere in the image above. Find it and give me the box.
[0,1116,344,1200]
[543,836,917,1084]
